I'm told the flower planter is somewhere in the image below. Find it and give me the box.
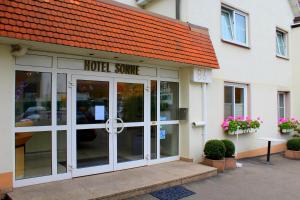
[201,158,225,172]
[285,150,300,160]
[224,157,237,170]
[280,129,294,134]
[227,128,257,135]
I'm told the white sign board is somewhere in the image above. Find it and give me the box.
[191,67,212,83]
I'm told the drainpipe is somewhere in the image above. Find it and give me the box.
[202,83,208,147]
[176,0,180,20]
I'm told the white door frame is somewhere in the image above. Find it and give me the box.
[113,78,149,171]
[71,75,149,177]
[71,75,114,177]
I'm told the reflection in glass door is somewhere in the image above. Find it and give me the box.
[114,80,147,170]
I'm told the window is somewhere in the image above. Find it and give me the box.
[224,83,247,118]
[221,6,248,46]
[150,80,179,160]
[276,29,288,57]
[278,92,290,119]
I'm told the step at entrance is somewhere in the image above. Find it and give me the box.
[8,161,217,200]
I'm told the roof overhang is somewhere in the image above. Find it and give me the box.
[0,0,219,69]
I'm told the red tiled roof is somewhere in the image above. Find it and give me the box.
[0,0,219,68]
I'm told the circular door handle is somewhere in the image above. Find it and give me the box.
[105,118,112,134]
[115,118,125,134]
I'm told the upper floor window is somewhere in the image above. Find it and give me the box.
[221,6,248,46]
[276,29,288,57]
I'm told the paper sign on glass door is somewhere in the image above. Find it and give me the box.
[95,105,105,120]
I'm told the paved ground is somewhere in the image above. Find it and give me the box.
[130,154,300,200]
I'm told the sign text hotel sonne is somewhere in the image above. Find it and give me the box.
[84,60,140,75]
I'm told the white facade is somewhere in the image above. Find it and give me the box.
[118,0,297,157]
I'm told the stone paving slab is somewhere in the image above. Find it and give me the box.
[8,161,217,200]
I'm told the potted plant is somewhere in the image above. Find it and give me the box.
[278,118,299,134]
[221,139,236,169]
[221,116,262,135]
[201,139,226,172]
[285,138,300,160]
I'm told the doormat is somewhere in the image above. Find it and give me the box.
[150,185,195,200]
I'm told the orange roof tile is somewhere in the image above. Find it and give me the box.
[0,0,219,68]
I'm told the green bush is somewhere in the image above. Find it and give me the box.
[222,139,235,157]
[287,138,300,151]
[204,140,225,160]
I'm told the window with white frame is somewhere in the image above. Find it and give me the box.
[224,83,248,118]
[276,29,288,57]
[278,92,290,119]
[221,6,248,45]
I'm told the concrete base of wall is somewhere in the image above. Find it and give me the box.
[237,143,286,159]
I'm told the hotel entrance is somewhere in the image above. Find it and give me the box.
[71,75,148,177]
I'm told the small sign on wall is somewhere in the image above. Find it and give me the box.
[95,105,105,120]
[160,129,166,140]
[191,67,212,83]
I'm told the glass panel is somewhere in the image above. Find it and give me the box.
[224,86,233,118]
[235,13,246,44]
[235,87,245,117]
[76,129,109,168]
[15,132,52,180]
[151,126,157,159]
[160,82,179,121]
[279,93,285,107]
[15,71,52,127]
[160,124,179,158]
[151,80,157,122]
[221,9,233,41]
[117,127,144,163]
[57,130,67,174]
[279,108,285,119]
[276,31,286,56]
[117,82,144,122]
[77,80,109,124]
[57,74,67,125]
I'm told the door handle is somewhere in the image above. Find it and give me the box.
[115,118,125,134]
[105,118,113,134]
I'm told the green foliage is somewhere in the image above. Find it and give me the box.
[221,139,235,157]
[204,140,226,160]
[287,138,300,151]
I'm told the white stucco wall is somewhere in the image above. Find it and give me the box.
[291,27,300,120]
[0,45,14,173]
[115,0,296,159]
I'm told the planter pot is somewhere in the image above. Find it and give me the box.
[285,150,300,160]
[201,158,225,172]
[225,157,237,170]
[227,128,257,135]
[280,129,294,134]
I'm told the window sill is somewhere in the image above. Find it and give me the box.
[221,39,250,49]
[276,54,289,61]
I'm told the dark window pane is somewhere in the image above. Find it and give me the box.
[160,82,179,121]
[76,129,109,168]
[57,130,67,174]
[117,82,144,122]
[235,87,244,116]
[151,126,157,159]
[77,80,109,124]
[15,71,52,127]
[15,132,52,180]
[57,74,67,125]
[117,127,144,163]
[151,80,157,122]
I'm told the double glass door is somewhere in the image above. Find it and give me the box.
[71,75,147,177]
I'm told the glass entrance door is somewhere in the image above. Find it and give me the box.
[72,76,147,177]
[114,79,148,170]
[71,76,113,177]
